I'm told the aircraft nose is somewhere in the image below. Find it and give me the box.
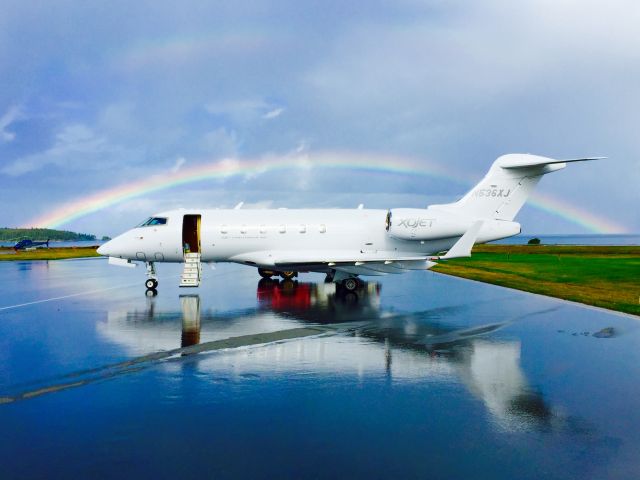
[97,240,113,256]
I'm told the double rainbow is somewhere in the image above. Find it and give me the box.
[25,152,627,233]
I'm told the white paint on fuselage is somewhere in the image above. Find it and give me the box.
[99,207,518,273]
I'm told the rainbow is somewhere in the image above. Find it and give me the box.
[527,192,625,234]
[25,152,628,233]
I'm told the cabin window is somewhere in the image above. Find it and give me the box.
[220,225,228,234]
[319,224,326,233]
[299,224,306,233]
[138,217,168,227]
[279,225,286,234]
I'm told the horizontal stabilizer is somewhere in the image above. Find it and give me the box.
[499,155,605,169]
[439,221,483,260]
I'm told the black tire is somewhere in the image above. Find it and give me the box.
[258,268,274,279]
[145,288,157,297]
[145,279,157,289]
[280,271,296,280]
[342,277,358,292]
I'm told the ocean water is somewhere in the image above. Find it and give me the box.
[1,259,639,478]
[495,234,640,245]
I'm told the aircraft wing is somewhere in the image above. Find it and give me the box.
[229,250,436,275]
[230,221,483,275]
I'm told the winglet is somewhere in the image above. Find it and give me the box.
[439,221,483,260]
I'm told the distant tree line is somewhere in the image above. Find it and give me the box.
[0,228,96,242]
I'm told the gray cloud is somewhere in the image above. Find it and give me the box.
[0,105,21,142]
[0,0,638,234]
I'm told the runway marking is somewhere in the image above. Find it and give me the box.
[0,269,243,312]
[0,282,143,312]
[0,326,335,404]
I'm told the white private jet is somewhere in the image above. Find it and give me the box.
[97,153,601,292]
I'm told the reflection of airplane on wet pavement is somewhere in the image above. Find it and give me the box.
[14,238,49,250]
[97,154,602,292]
[100,280,552,429]
[256,278,381,324]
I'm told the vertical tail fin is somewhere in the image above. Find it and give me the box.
[430,154,603,221]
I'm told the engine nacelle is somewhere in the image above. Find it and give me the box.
[385,209,469,241]
[386,209,521,243]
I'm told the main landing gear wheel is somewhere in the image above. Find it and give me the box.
[280,271,297,280]
[342,277,358,292]
[145,278,158,290]
[258,268,274,279]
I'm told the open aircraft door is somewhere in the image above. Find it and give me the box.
[182,214,201,255]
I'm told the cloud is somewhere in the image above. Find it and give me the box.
[0,105,22,142]
[1,124,108,176]
[170,157,186,173]
[263,107,284,120]
[201,127,239,158]
[0,1,638,233]
[205,99,285,124]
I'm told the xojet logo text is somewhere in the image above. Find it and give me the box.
[397,218,433,228]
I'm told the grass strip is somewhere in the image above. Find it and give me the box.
[433,245,640,316]
[0,246,101,261]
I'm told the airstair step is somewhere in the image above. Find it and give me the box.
[180,252,202,288]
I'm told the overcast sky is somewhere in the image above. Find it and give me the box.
[1,0,638,236]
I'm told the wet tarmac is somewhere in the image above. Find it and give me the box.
[1,258,639,479]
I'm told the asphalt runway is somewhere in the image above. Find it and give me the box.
[1,258,639,479]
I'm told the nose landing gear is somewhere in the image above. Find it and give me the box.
[145,261,158,294]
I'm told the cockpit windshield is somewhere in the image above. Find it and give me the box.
[137,217,168,227]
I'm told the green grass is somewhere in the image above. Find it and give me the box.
[0,246,100,261]
[433,245,640,316]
